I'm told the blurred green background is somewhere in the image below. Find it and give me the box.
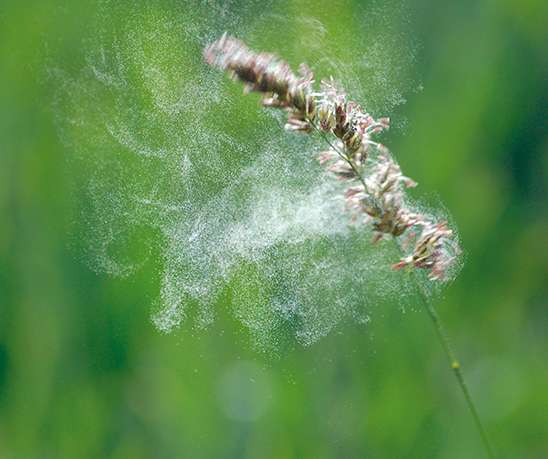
[1,0,547,458]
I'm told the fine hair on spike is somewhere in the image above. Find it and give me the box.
[204,35,461,281]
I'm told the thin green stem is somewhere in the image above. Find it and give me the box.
[393,240,495,458]
[310,123,495,458]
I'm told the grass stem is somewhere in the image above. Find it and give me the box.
[393,239,496,459]
[313,124,496,458]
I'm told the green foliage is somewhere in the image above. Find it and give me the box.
[1,0,547,458]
